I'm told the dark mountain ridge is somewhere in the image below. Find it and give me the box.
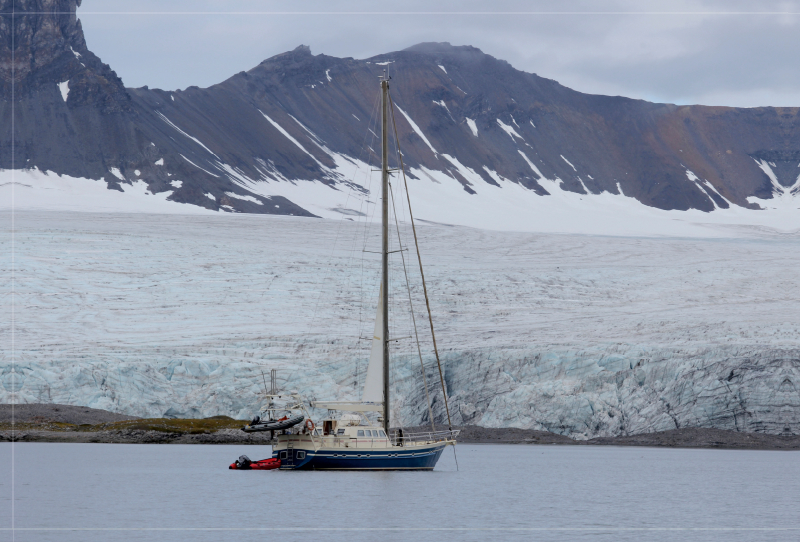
[2,1,798,215]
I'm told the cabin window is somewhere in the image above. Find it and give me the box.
[337,429,345,435]
[279,451,287,460]
[379,430,386,437]
[357,430,365,437]
[296,451,306,459]
[364,430,371,437]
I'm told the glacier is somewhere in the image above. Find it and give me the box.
[2,211,798,438]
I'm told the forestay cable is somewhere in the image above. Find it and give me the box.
[388,184,435,432]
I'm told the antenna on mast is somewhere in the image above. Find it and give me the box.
[260,371,269,396]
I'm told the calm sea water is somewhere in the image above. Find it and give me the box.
[1,443,798,542]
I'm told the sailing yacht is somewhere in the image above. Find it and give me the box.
[250,74,458,470]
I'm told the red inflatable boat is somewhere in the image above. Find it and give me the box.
[229,455,280,470]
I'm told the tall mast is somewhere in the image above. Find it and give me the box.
[380,75,390,435]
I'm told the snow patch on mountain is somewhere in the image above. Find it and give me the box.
[442,154,484,186]
[108,167,125,181]
[156,112,219,159]
[288,114,328,147]
[561,155,577,171]
[466,118,478,137]
[57,81,69,102]
[497,119,523,140]
[701,180,727,201]
[518,150,546,180]
[395,106,438,156]
[259,110,322,165]
[481,166,510,185]
[686,170,722,209]
[748,159,800,210]
[225,192,263,205]
[181,154,220,178]
[754,159,782,192]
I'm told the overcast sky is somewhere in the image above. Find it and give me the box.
[78,0,800,107]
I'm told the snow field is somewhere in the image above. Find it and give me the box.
[0,168,213,214]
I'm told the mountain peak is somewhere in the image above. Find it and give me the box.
[258,44,314,68]
[403,42,486,58]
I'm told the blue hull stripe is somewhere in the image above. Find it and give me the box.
[277,444,447,470]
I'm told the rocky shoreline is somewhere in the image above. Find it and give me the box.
[4,425,799,450]
[455,425,800,450]
[0,428,273,445]
[2,404,798,450]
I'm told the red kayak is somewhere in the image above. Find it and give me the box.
[229,455,280,470]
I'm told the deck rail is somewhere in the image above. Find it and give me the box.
[392,429,460,446]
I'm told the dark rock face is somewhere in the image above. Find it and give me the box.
[2,5,798,214]
[1,0,89,91]
[1,0,138,174]
[0,0,312,215]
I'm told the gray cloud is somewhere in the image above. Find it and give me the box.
[79,0,800,106]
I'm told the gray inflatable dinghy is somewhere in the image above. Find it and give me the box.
[242,414,305,433]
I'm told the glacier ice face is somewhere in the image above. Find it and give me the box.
[2,211,799,437]
[440,347,800,439]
